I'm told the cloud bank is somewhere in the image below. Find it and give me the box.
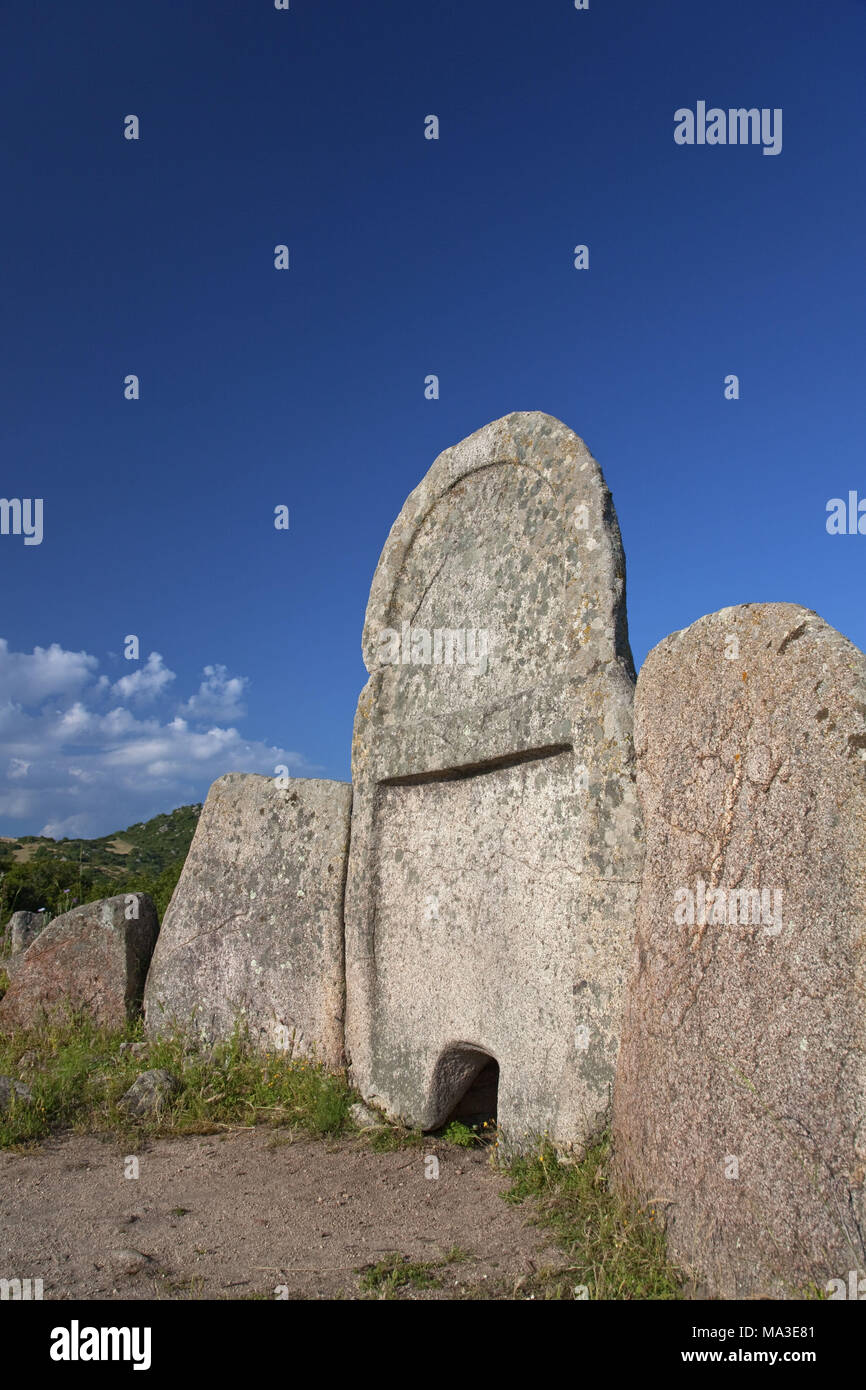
[0,638,314,838]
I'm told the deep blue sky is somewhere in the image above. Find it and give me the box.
[2,0,864,836]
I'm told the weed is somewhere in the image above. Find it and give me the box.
[505,1133,684,1300]
[442,1120,482,1148]
[358,1252,442,1297]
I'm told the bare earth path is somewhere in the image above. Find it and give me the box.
[0,1129,562,1299]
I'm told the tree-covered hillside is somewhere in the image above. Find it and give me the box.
[0,804,202,928]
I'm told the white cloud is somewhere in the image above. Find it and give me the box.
[111,651,176,704]
[40,813,94,839]
[181,664,249,722]
[0,639,316,837]
[0,639,98,703]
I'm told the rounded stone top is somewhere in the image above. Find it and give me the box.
[360,411,631,676]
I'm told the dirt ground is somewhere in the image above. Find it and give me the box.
[0,1127,563,1300]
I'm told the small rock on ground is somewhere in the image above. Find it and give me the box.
[118,1070,181,1118]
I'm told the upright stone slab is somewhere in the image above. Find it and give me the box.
[345,412,642,1148]
[2,910,45,978]
[8,911,44,955]
[144,773,352,1065]
[0,894,158,1031]
[614,604,866,1297]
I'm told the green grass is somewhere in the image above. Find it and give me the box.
[362,1122,427,1152]
[358,1253,443,1296]
[441,1119,490,1147]
[504,1134,684,1300]
[357,1247,472,1298]
[0,1016,352,1149]
[359,1116,496,1152]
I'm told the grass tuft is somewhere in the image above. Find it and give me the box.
[358,1252,443,1296]
[504,1133,684,1300]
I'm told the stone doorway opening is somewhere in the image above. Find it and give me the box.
[427,1043,499,1133]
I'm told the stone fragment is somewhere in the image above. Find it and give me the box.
[109,1248,155,1276]
[144,773,352,1066]
[613,603,866,1297]
[345,412,643,1149]
[118,1069,180,1118]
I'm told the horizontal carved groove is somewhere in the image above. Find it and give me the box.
[378,742,572,787]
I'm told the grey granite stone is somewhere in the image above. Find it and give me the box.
[613,603,866,1297]
[143,773,352,1065]
[345,412,643,1150]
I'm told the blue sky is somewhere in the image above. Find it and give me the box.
[1,0,864,836]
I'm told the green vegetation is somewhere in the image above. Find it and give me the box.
[357,1247,471,1298]
[504,1135,684,1300]
[363,1122,426,1152]
[442,1119,490,1147]
[0,1017,352,1150]
[358,1253,444,1296]
[0,804,201,927]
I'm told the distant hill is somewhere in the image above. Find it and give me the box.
[0,804,202,876]
[0,804,202,929]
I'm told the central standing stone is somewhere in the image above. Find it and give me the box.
[344,412,643,1147]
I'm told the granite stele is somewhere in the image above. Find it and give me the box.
[344,412,643,1148]
[614,604,866,1297]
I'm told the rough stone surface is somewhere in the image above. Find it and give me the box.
[8,911,44,955]
[349,1101,384,1129]
[345,412,643,1149]
[0,895,158,1033]
[143,773,352,1065]
[2,952,26,983]
[0,1076,32,1112]
[613,603,866,1298]
[118,1070,181,1118]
